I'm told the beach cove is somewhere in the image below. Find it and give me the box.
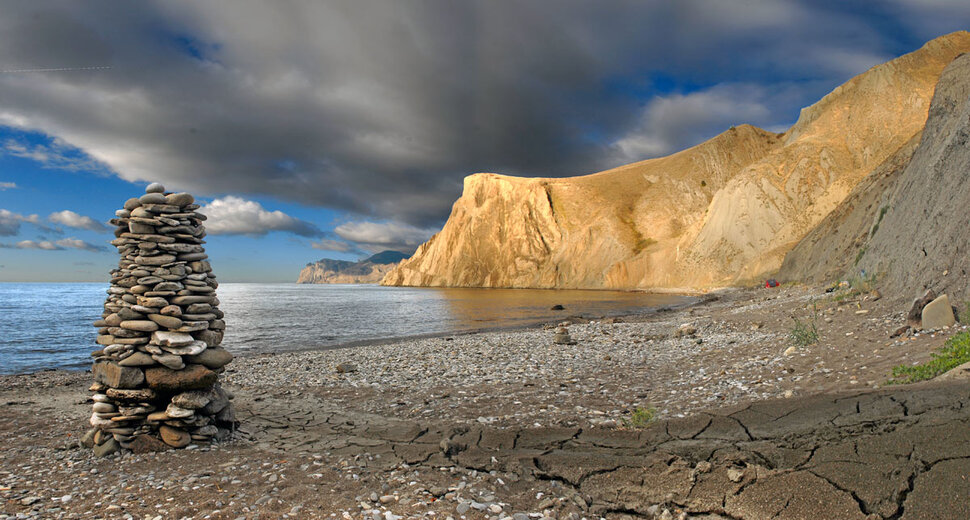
[3,285,969,519]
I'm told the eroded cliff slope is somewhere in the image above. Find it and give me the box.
[775,133,921,284]
[815,52,970,302]
[383,32,970,290]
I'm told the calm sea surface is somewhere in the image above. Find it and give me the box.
[0,283,690,375]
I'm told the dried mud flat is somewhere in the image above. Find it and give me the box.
[2,286,970,520]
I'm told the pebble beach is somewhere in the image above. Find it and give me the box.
[1,285,966,519]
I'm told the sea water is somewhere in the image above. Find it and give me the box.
[0,283,690,374]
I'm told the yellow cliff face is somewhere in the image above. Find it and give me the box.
[383,32,970,290]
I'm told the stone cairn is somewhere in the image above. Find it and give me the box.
[82,182,235,457]
[553,324,576,345]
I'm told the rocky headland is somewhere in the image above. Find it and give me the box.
[299,251,409,284]
[383,31,970,291]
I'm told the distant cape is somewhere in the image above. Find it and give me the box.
[297,250,409,284]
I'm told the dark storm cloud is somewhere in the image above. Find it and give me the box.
[0,0,967,228]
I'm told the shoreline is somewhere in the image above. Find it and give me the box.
[0,287,702,378]
[207,289,705,363]
[3,284,969,518]
[3,284,959,420]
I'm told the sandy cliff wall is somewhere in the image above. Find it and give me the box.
[383,32,970,290]
[385,125,779,289]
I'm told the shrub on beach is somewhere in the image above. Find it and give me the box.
[890,331,970,384]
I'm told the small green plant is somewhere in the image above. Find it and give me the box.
[854,246,867,266]
[622,407,657,429]
[889,332,970,384]
[832,291,852,303]
[870,205,889,238]
[789,317,819,346]
[830,272,879,302]
[788,302,819,346]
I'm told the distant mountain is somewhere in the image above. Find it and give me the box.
[364,250,409,265]
[382,32,970,290]
[297,250,411,284]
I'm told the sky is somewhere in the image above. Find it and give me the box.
[1,1,969,282]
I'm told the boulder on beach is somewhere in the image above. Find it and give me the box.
[922,294,957,330]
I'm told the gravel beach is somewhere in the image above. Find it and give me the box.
[2,285,967,519]
[225,285,961,428]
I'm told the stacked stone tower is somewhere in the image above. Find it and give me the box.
[83,183,235,456]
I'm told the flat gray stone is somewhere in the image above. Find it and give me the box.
[139,192,167,204]
[92,437,120,457]
[118,351,155,367]
[165,403,195,418]
[148,314,183,329]
[165,192,194,206]
[151,353,184,370]
[129,222,155,234]
[134,254,177,266]
[172,390,212,409]
[186,347,232,369]
[119,320,158,332]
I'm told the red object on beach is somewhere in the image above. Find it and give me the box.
[765,279,779,288]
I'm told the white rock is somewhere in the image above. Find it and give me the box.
[161,340,207,356]
[152,331,195,347]
[166,403,195,418]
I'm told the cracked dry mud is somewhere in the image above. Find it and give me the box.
[4,378,970,519]
[236,382,970,519]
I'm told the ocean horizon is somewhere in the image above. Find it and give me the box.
[0,282,690,375]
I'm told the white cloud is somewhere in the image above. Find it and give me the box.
[52,237,105,252]
[0,208,42,236]
[613,84,775,161]
[2,237,104,252]
[0,182,15,190]
[15,239,59,250]
[1,138,110,173]
[48,209,108,232]
[334,221,436,253]
[199,196,321,237]
[310,239,356,252]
